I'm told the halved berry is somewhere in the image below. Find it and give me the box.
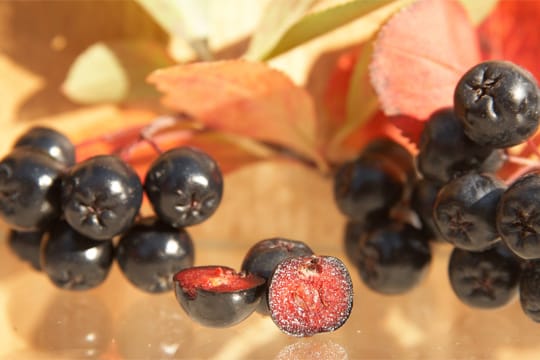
[448,244,521,309]
[433,172,505,251]
[116,217,194,293]
[241,238,314,315]
[454,60,540,148]
[41,221,114,290]
[174,266,265,327]
[62,155,143,240]
[268,255,353,337]
[7,229,44,271]
[0,148,63,230]
[355,222,431,294]
[144,147,223,228]
[13,126,75,167]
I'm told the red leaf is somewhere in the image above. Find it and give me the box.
[369,0,481,120]
[478,1,540,80]
[147,60,325,170]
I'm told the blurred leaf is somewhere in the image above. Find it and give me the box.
[370,0,481,121]
[245,0,319,61]
[478,0,540,80]
[135,0,213,60]
[62,40,175,104]
[148,60,326,170]
[249,0,401,61]
[458,0,498,24]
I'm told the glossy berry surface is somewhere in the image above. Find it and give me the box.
[519,260,540,322]
[448,244,521,309]
[116,217,194,293]
[268,255,353,337]
[241,238,314,315]
[0,148,63,230]
[497,171,540,259]
[62,155,143,240]
[416,108,502,184]
[41,221,114,290]
[144,147,223,227]
[454,60,540,148]
[433,172,505,251]
[355,222,431,295]
[13,126,75,167]
[174,266,265,328]
[333,154,406,222]
[7,229,44,270]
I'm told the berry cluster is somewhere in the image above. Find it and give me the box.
[335,60,540,323]
[2,127,222,293]
[2,127,354,337]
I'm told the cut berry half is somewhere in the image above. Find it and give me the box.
[174,266,265,328]
[268,255,353,337]
[241,237,314,315]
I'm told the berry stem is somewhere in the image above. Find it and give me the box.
[505,154,540,167]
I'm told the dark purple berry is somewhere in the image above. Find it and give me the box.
[433,172,505,251]
[13,126,75,166]
[144,147,223,227]
[497,170,540,259]
[416,108,503,183]
[174,266,265,327]
[410,178,444,242]
[7,229,44,270]
[333,154,406,222]
[454,60,540,148]
[361,137,416,185]
[355,222,431,295]
[62,155,143,240]
[116,217,194,293]
[448,244,521,309]
[241,238,314,315]
[519,260,540,322]
[41,221,114,290]
[0,148,63,230]
[268,255,353,337]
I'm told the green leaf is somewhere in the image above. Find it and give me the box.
[62,41,174,104]
[244,0,319,61]
[247,0,400,61]
[458,0,499,24]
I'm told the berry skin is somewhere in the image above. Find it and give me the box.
[410,178,444,242]
[144,147,223,227]
[13,126,75,167]
[174,266,265,328]
[519,260,540,322]
[241,238,314,315]
[360,137,416,185]
[41,221,114,290]
[62,155,143,240]
[433,172,505,251]
[454,60,540,148]
[333,153,406,222]
[116,217,194,293]
[0,148,63,230]
[416,108,502,183]
[7,229,44,271]
[268,255,353,337]
[497,171,540,259]
[355,222,431,295]
[448,244,521,309]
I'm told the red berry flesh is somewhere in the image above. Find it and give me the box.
[268,255,353,337]
[174,266,265,328]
